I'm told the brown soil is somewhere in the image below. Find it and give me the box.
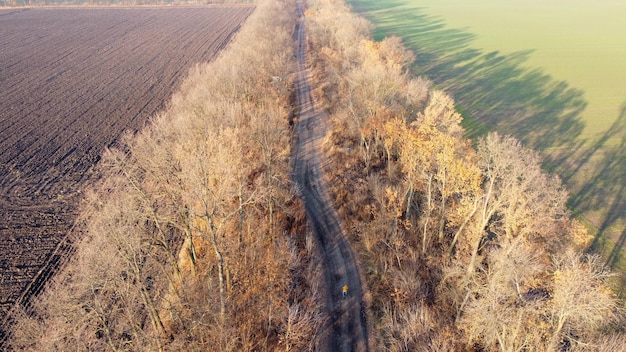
[0,5,253,336]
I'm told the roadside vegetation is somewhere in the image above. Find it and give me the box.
[6,0,625,350]
[8,0,325,350]
[0,7,253,329]
[305,0,625,350]
[347,0,626,282]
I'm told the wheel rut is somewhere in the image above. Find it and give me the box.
[291,1,369,351]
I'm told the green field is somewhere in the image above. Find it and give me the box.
[348,0,626,267]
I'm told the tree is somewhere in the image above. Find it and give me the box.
[548,251,620,350]
[419,90,464,139]
[459,238,548,351]
[463,132,569,275]
[8,0,322,350]
[299,0,626,350]
[176,127,243,324]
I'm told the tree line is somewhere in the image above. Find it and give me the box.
[8,0,325,350]
[7,0,625,350]
[305,0,624,350]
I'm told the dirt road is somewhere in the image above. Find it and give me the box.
[292,2,369,351]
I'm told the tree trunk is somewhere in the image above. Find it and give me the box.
[131,260,166,352]
[211,230,226,324]
[361,135,371,171]
[466,179,496,275]
[151,216,183,289]
[467,238,480,276]
[422,174,433,254]
[206,211,227,324]
[438,170,447,242]
[140,286,166,352]
[187,227,197,276]
[268,163,274,238]
[239,182,244,246]
[549,314,567,351]
[405,184,414,220]
[448,197,479,255]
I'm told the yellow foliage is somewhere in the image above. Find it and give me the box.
[569,219,594,251]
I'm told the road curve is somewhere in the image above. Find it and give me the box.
[291,1,369,351]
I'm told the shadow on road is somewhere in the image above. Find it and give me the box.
[292,1,370,350]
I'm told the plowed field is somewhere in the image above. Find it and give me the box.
[0,5,253,331]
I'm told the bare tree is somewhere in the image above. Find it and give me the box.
[464,132,568,275]
[548,251,620,350]
[459,238,547,351]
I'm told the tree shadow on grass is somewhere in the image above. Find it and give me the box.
[349,0,588,150]
[568,104,626,277]
[349,0,626,270]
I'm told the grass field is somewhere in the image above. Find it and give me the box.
[348,0,626,271]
